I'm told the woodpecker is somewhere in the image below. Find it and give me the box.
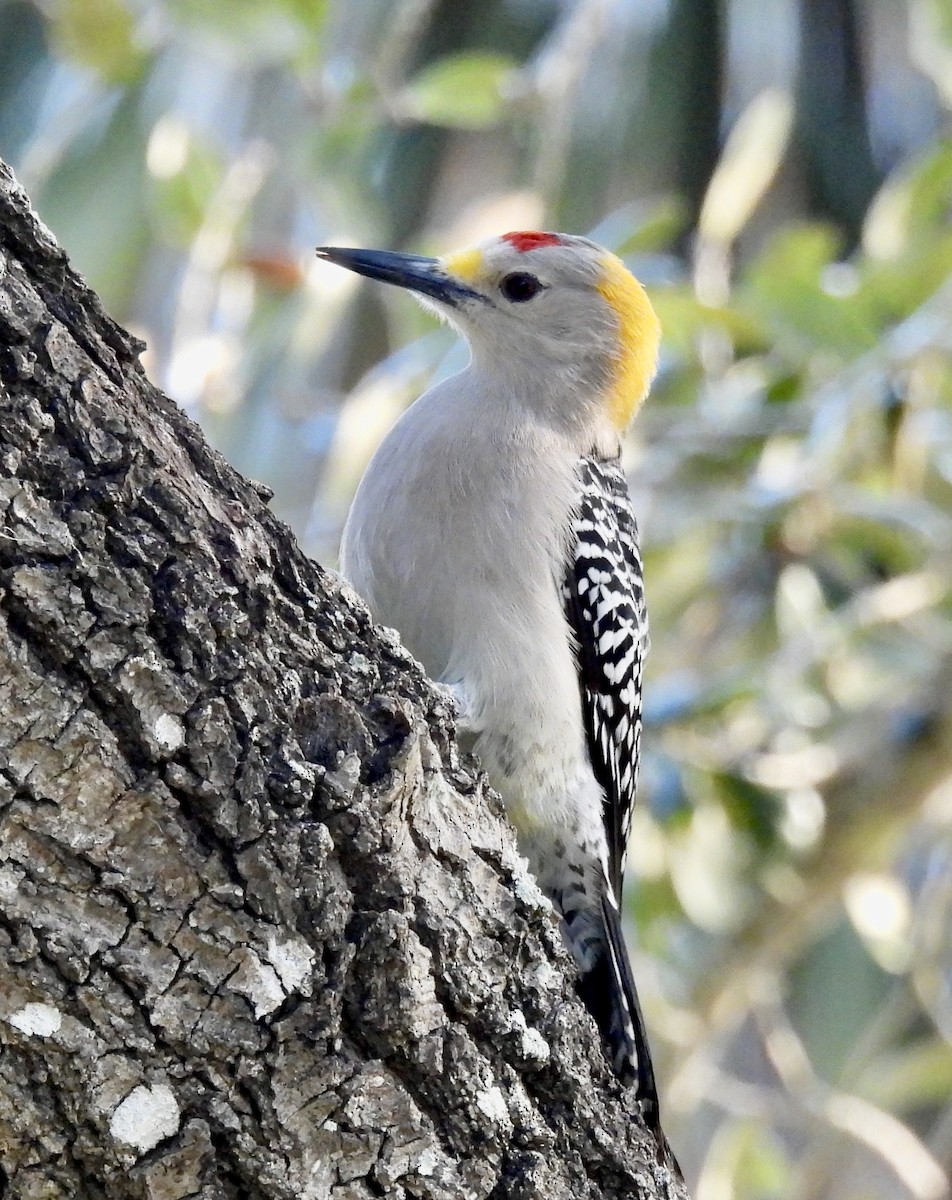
[318,231,663,1133]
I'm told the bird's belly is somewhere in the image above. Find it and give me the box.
[341,406,606,851]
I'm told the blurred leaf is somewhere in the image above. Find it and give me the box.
[169,0,325,63]
[650,286,769,357]
[823,512,930,582]
[859,1039,952,1111]
[48,0,146,84]
[910,0,952,106]
[711,771,782,851]
[790,916,892,1078]
[864,139,952,260]
[764,371,802,404]
[615,197,690,256]
[925,0,952,42]
[630,871,685,937]
[149,134,225,246]
[278,0,328,31]
[699,88,794,246]
[859,238,952,325]
[730,1121,789,1199]
[402,53,516,130]
[34,89,149,314]
[742,224,880,357]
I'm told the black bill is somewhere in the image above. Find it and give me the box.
[315,246,484,307]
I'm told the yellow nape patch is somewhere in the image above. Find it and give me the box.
[596,254,661,431]
[442,246,484,284]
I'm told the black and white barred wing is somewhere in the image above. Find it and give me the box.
[562,455,648,900]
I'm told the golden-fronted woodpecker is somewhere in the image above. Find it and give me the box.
[317,231,663,1134]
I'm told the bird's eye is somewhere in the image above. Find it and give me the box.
[500,272,542,303]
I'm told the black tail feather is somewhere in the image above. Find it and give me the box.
[578,895,660,1135]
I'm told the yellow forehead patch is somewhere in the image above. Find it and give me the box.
[596,254,661,431]
[442,246,484,283]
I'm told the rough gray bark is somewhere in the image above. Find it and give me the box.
[0,158,685,1200]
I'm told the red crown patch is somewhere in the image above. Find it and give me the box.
[501,231,562,253]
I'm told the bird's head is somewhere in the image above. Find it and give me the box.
[316,231,660,435]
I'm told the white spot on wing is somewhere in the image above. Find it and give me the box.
[564,455,647,887]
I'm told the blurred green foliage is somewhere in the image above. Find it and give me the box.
[404,51,517,128]
[2,1,952,1196]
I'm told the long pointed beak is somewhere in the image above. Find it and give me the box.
[315,246,483,307]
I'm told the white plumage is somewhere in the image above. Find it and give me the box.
[320,230,664,1140]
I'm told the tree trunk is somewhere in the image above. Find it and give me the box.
[0,159,685,1200]
[795,0,881,247]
